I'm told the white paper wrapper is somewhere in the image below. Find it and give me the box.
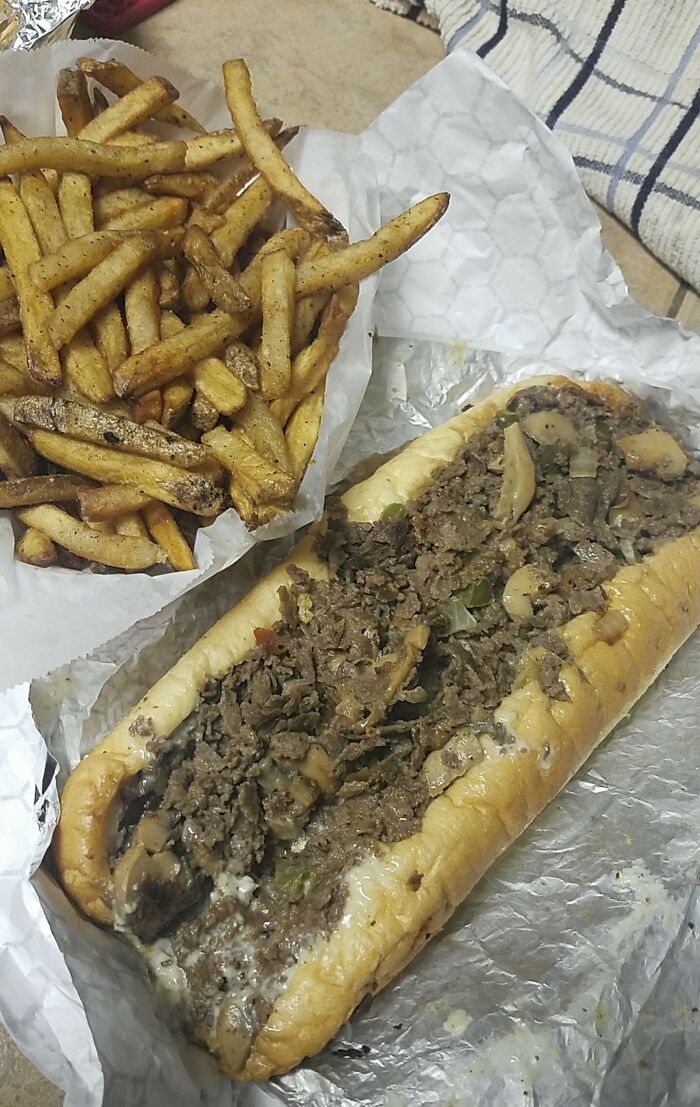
[0,37,378,690]
[3,43,700,1107]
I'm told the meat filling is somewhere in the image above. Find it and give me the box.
[109,383,700,1066]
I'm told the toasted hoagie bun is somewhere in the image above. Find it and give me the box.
[55,375,700,1080]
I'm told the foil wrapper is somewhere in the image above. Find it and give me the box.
[2,43,700,1107]
[4,0,94,50]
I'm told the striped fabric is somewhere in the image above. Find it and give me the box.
[371,0,700,294]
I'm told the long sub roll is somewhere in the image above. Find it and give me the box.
[54,374,700,1080]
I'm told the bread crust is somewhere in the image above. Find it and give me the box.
[53,375,700,1079]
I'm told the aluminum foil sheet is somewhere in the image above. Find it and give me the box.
[4,0,93,49]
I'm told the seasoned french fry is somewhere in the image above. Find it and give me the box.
[201,122,294,215]
[202,425,295,503]
[161,377,193,428]
[92,303,129,375]
[236,227,310,306]
[13,396,209,467]
[15,526,57,566]
[234,392,290,472]
[156,263,181,310]
[285,387,323,478]
[30,231,123,292]
[183,130,246,170]
[50,229,183,348]
[224,59,345,240]
[0,335,27,369]
[228,474,257,524]
[0,180,61,386]
[28,429,226,515]
[0,409,38,476]
[160,310,185,339]
[0,267,15,303]
[92,87,110,115]
[295,193,450,297]
[18,172,67,255]
[131,390,163,424]
[225,340,259,390]
[57,68,94,137]
[125,267,161,352]
[0,358,47,396]
[114,511,149,539]
[58,172,94,237]
[94,188,152,225]
[192,357,247,416]
[259,249,295,400]
[17,503,166,570]
[0,299,21,336]
[210,174,274,268]
[142,501,196,570]
[103,197,189,233]
[77,76,179,143]
[290,240,331,354]
[78,484,151,522]
[0,137,187,178]
[0,473,85,508]
[183,225,253,314]
[108,131,157,148]
[76,57,206,134]
[114,309,236,397]
[144,172,219,201]
[191,392,219,431]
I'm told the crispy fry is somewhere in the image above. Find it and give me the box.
[18,503,166,570]
[13,396,209,467]
[125,266,161,352]
[77,76,179,143]
[236,226,310,306]
[225,340,259,390]
[58,172,94,237]
[0,335,27,369]
[0,298,21,336]
[161,377,193,428]
[0,473,85,508]
[131,390,163,424]
[57,68,93,137]
[18,171,67,255]
[92,87,110,115]
[224,59,345,240]
[114,511,149,539]
[92,303,129,375]
[0,180,61,386]
[285,387,323,478]
[30,230,123,292]
[15,526,57,566]
[103,197,189,232]
[50,229,183,348]
[295,193,450,297]
[0,137,187,178]
[201,123,294,215]
[181,265,210,312]
[259,249,295,400]
[114,309,236,397]
[0,358,47,396]
[183,129,246,170]
[192,356,247,416]
[78,484,151,522]
[28,429,226,515]
[160,310,185,339]
[156,263,181,310]
[144,171,219,201]
[203,425,295,503]
[0,116,59,194]
[108,131,157,147]
[94,188,152,225]
[142,501,195,570]
[76,57,206,134]
[0,267,15,303]
[0,409,38,475]
[190,392,219,431]
[211,174,274,268]
[183,225,253,314]
[290,241,331,354]
[228,474,257,524]
[234,392,291,472]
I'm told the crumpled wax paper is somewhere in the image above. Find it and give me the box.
[2,45,700,1107]
[0,37,378,689]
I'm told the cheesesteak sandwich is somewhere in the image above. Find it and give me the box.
[55,375,700,1080]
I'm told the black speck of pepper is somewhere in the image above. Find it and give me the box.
[692,1007,699,1014]
[393,1023,403,1031]
[615,872,620,879]
[689,921,695,930]
[104,431,120,445]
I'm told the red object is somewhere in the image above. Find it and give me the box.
[253,627,282,656]
[82,0,176,35]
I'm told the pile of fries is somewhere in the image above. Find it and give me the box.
[0,57,448,572]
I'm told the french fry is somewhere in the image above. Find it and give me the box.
[131,390,163,424]
[161,377,193,428]
[114,511,149,540]
[291,240,331,354]
[78,484,151,522]
[191,392,219,431]
[92,87,110,115]
[103,197,189,233]
[28,429,226,515]
[50,229,183,348]
[18,172,67,255]
[15,526,57,566]
[125,267,161,353]
[183,129,246,170]
[228,474,257,524]
[259,249,295,400]
[58,172,94,238]
[92,304,129,375]
[108,131,158,148]
[201,123,295,215]
[0,267,15,303]
[0,473,85,508]
[30,231,124,292]
[17,504,166,570]
[225,340,259,390]
[192,357,247,416]
[0,180,61,386]
[224,59,346,240]
[0,358,47,396]
[13,396,209,467]
[0,137,187,178]
[235,226,310,306]
[203,425,295,503]
[77,76,179,143]
[76,57,206,134]
[295,193,450,297]
[234,392,291,473]
[183,225,253,315]
[0,409,39,476]
[0,299,21,336]
[156,263,181,310]
[94,188,152,225]
[114,309,236,397]
[142,501,195,570]
[0,335,27,369]
[144,172,219,201]
[160,310,185,339]
[285,387,323,478]
[57,68,94,136]
[210,174,274,268]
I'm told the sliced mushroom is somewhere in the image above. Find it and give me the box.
[596,608,628,645]
[422,729,484,797]
[521,411,578,447]
[607,498,643,531]
[494,423,536,526]
[501,564,550,619]
[616,428,687,480]
[215,998,252,1075]
[364,623,430,728]
[301,743,336,794]
[569,447,598,478]
[133,811,171,854]
[112,842,186,936]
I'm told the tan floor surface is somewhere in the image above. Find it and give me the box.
[3,0,698,1101]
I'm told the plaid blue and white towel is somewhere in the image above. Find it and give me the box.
[371,0,700,293]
